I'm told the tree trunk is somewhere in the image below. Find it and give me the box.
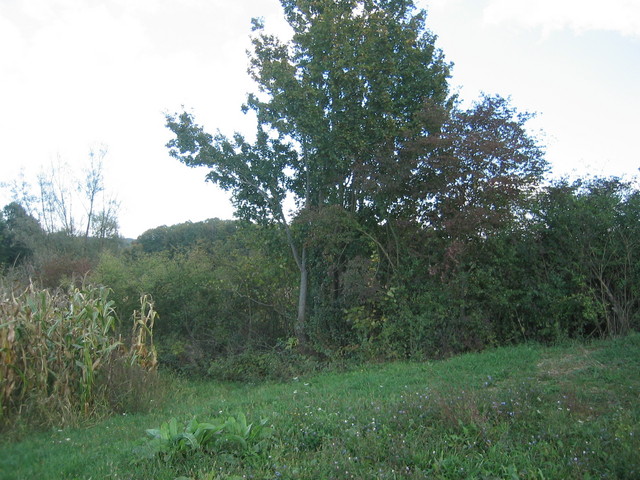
[295,245,308,348]
[280,213,309,348]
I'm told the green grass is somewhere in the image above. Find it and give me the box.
[2,334,639,479]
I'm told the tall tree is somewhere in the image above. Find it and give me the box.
[81,147,107,240]
[7,149,120,239]
[402,95,547,245]
[166,0,451,345]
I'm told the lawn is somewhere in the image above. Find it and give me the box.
[1,334,639,479]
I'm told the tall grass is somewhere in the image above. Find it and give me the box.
[0,282,158,429]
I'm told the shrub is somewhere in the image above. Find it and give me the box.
[374,286,496,361]
[39,254,92,289]
[138,413,273,463]
[207,348,323,383]
[95,352,164,414]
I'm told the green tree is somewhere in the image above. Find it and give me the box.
[166,0,451,346]
[536,178,640,336]
[0,211,13,267]
[135,218,238,254]
[0,202,44,268]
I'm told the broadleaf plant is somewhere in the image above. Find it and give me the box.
[139,412,273,462]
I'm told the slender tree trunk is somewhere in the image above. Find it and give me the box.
[293,157,311,348]
[279,211,309,348]
[84,193,95,240]
[295,245,308,347]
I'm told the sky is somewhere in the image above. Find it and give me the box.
[1,0,639,239]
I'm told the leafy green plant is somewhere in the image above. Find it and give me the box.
[140,412,273,462]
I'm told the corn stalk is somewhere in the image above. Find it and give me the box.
[0,282,157,427]
[129,294,158,371]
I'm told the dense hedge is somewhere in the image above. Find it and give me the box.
[86,178,640,376]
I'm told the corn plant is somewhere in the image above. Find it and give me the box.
[0,282,158,428]
[129,294,158,371]
[140,413,273,462]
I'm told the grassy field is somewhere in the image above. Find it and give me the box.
[1,334,639,479]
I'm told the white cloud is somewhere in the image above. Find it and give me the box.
[19,0,85,23]
[0,16,26,73]
[483,0,640,38]
[422,0,461,12]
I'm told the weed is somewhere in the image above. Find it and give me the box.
[137,412,273,463]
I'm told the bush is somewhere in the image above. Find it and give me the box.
[207,348,323,383]
[93,231,296,375]
[137,413,273,463]
[39,254,92,289]
[95,353,165,414]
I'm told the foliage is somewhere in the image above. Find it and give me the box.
[451,177,640,344]
[0,203,43,269]
[534,177,640,336]
[138,413,273,463]
[404,95,548,239]
[379,175,640,352]
[375,287,496,360]
[93,223,296,374]
[0,0,634,377]
[166,0,452,344]
[164,1,558,355]
[134,218,238,254]
[207,347,323,383]
[95,172,639,371]
[0,282,158,429]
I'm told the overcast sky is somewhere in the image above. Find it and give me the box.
[1,0,639,238]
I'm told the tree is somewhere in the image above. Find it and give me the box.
[536,178,640,336]
[135,218,238,254]
[404,95,547,239]
[0,202,44,267]
[166,0,451,346]
[81,146,117,240]
[10,149,120,239]
[37,157,76,235]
